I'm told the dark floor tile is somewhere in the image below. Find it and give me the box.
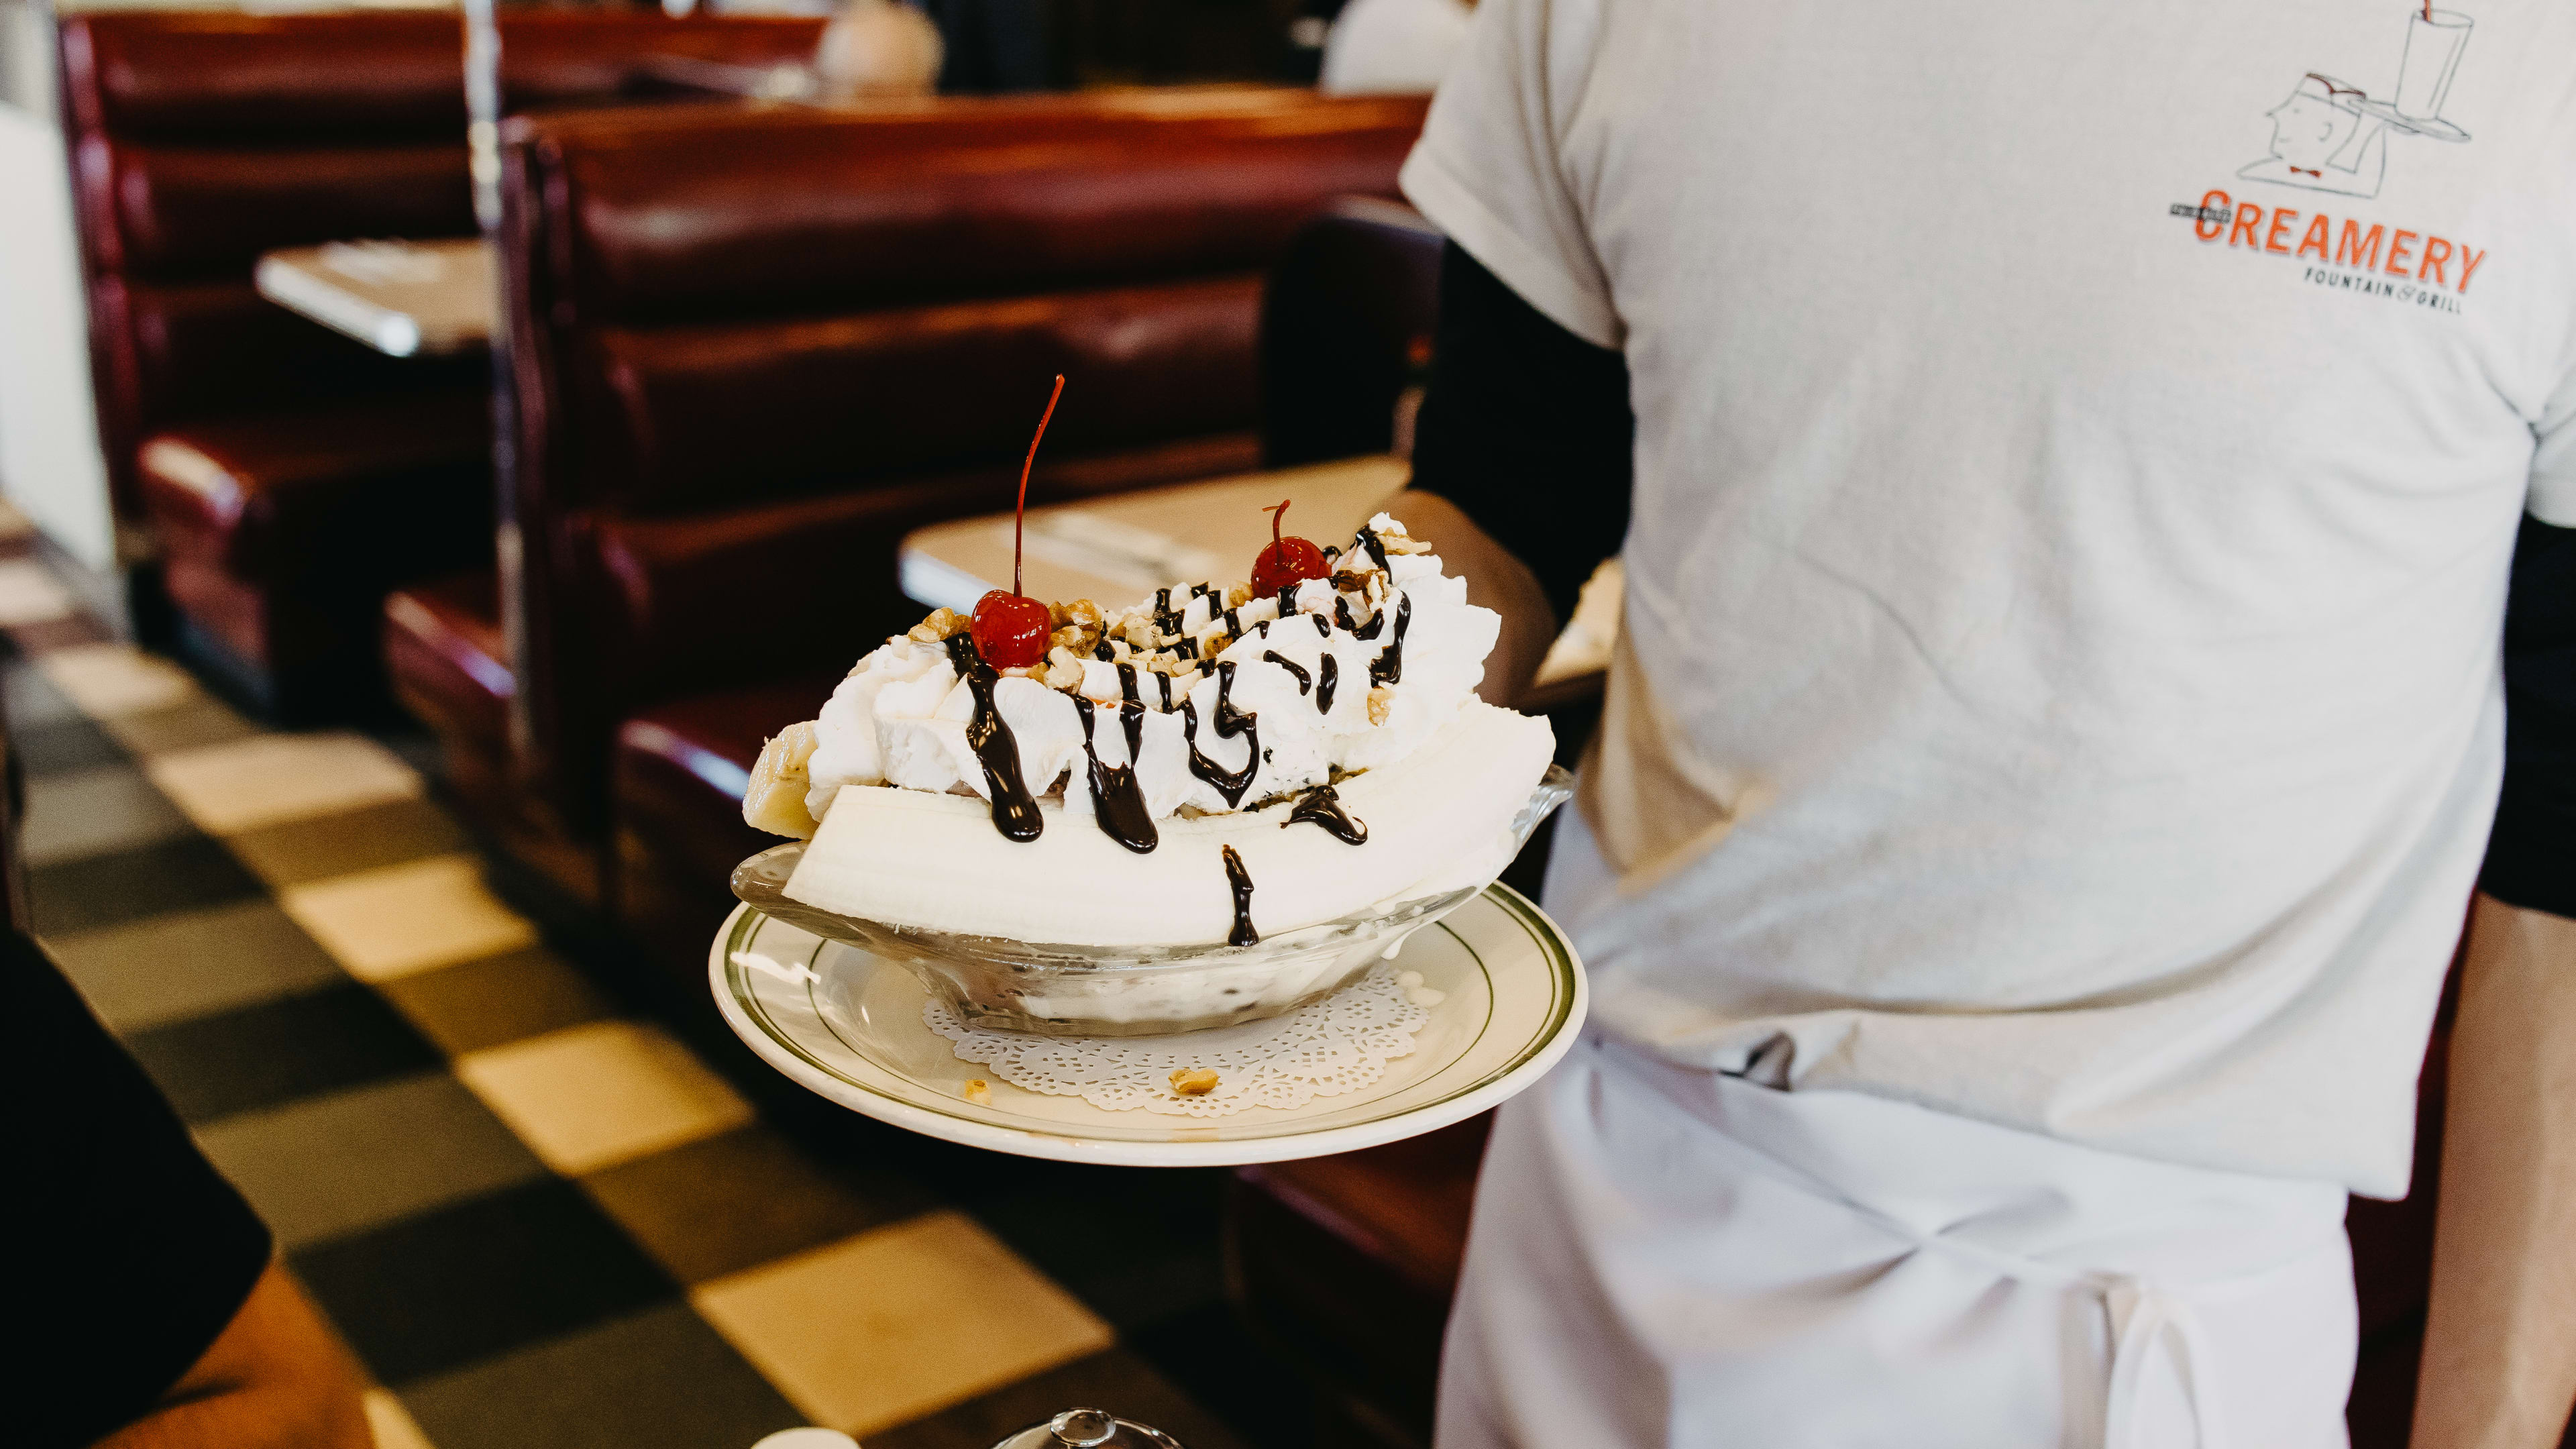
[29,833,264,934]
[961,1165,1232,1332]
[197,1070,549,1250]
[294,1177,679,1386]
[10,714,125,775]
[397,1301,803,1449]
[51,898,345,1034]
[124,980,443,1124]
[373,945,614,1058]
[222,795,470,888]
[579,1124,941,1286]
[21,763,195,866]
[868,1347,1252,1449]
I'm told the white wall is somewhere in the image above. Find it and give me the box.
[0,11,117,576]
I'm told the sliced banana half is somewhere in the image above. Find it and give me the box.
[741,720,822,839]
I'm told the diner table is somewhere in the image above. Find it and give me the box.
[253,237,495,357]
[897,454,1618,696]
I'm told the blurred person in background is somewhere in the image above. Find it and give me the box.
[1388,0,2576,1444]
[815,0,943,98]
[11,925,370,1448]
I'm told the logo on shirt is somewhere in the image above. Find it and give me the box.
[2239,5,2473,199]
[2163,5,2483,313]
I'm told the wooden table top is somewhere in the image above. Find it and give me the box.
[898,455,1412,613]
[254,238,494,358]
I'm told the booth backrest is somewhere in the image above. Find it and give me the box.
[59,9,827,515]
[497,90,1427,830]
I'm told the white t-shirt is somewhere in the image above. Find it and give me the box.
[1403,0,2576,1195]
[1318,0,1474,96]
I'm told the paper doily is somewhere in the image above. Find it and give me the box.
[926,965,1442,1117]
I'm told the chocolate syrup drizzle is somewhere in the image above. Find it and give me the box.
[1116,662,1140,705]
[1152,587,1184,639]
[1220,845,1258,947]
[1071,695,1157,853]
[1261,650,1311,695]
[1312,612,1330,638]
[1316,655,1339,714]
[1285,784,1366,845]
[1354,525,1392,574]
[1156,671,1173,710]
[1179,660,1260,806]
[1368,594,1412,687]
[943,636,1042,841]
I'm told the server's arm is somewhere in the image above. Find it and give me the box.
[1383,241,1634,708]
[2414,516,2576,1449]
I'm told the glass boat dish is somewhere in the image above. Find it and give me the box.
[730,765,1574,1037]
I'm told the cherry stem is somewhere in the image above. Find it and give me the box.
[1014,374,1065,599]
[1265,498,1290,549]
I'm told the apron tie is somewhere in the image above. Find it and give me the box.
[2100,1275,2230,1449]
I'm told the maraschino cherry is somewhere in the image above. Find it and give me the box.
[1252,498,1332,597]
[970,374,1065,670]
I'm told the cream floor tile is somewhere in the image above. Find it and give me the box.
[691,1210,1113,1438]
[0,558,74,625]
[278,855,537,981]
[144,731,421,834]
[37,644,197,717]
[455,1019,753,1175]
[364,1389,437,1449]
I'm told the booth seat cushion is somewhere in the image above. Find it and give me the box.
[585,274,1266,512]
[139,388,492,675]
[384,572,512,763]
[519,95,1430,327]
[74,136,471,278]
[613,677,835,896]
[574,429,1260,705]
[61,11,827,144]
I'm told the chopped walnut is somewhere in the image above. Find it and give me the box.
[1368,686,1395,725]
[1224,581,1256,608]
[1049,623,1097,655]
[1330,569,1379,595]
[1065,598,1103,629]
[1044,658,1085,691]
[962,1078,991,1105]
[908,607,969,643]
[1169,1067,1220,1097]
[1381,532,1433,555]
[1000,664,1044,679]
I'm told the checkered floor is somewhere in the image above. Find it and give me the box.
[5,526,1305,1448]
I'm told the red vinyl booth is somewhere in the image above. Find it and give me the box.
[58,9,825,715]
[380,90,1430,915]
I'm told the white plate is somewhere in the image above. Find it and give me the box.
[710,885,1587,1166]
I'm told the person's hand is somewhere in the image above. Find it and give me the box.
[1381,488,1560,709]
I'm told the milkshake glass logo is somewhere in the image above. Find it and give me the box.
[2241,4,2473,199]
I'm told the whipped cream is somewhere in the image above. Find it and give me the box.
[795,513,1500,837]
[741,513,1556,953]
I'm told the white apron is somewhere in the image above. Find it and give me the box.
[1436,813,2360,1449]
